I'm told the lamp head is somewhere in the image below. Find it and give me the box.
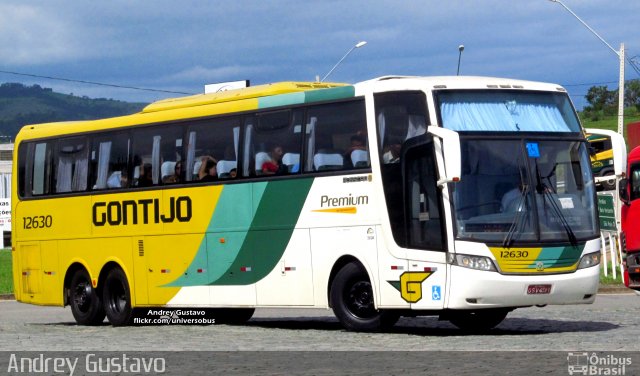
[458,45,465,52]
[356,41,367,48]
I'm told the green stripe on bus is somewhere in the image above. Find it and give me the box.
[211,178,313,285]
[258,92,306,109]
[526,245,583,270]
[304,86,355,103]
[166,179,313,287]
[258,86,355,110]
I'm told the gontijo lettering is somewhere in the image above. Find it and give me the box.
[92,196,192,226]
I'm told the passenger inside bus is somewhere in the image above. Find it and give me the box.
[261,145,287,175]
[198,156,218,182]
[138,163,153,187]
[162,161,182,184]
[343,134,367,169]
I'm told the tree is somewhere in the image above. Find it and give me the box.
[585,85,617,112]
[625,79,640,110]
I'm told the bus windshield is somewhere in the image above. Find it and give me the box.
[450,138,598,244]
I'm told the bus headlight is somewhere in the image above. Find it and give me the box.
[451,254,497,272]
[578,251,601,269]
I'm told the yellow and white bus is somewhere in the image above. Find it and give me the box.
[12,76,602,331]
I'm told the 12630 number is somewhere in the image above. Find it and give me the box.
[23,215,53,229]
[500,250,529,258]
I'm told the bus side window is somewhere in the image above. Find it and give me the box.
[53,137,88,194]
[131,126,182,187]
[186,117,240,182]
[31,142,53,196]
[374,91,429,167]
[91,133,130,190]
[250,109,302,176]
[304,100,367,172]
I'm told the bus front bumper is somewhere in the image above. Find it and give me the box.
[446,264,600,309]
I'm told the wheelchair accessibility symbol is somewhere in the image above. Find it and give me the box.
[432,285,441,301]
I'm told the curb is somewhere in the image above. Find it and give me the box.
[0,294,14,300]
[598,284,634,294]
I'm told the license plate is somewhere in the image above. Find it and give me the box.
[527,284,552,294]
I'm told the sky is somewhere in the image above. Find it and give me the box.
[1,0,639,110]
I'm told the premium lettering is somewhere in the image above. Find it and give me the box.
[93,196,192,226]
[320,194,368,208]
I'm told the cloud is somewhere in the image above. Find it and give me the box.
[160,65,271,85]
[0,4,80,65]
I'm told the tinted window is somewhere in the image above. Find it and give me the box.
[246,110,303,176]
[304,100,368,172]
[31,142,52,196]
[131,126,182,188]
[186,117,240,182]
[90,133,130,190]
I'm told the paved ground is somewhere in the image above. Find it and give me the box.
[0,292,638,375]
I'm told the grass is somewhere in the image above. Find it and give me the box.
[580,109,640,150]
[599,261,624,285]
[0,248,12,295]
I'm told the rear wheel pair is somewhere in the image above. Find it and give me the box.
[69,267,132,326]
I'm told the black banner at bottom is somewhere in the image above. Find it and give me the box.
[0,351,637,375]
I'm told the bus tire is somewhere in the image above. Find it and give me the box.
[448,309,508,332]
[69,269,106,325]
[102,267,133,326]
[330,262,398,331]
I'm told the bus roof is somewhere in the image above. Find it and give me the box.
[16,76,570,142]
[15,81,349,142]
[142,81,347,113]
[355,75,568,93]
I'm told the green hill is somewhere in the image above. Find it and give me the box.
[0,82,147,139]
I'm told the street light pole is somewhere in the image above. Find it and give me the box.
[457,45,464,76]
[320,41,367,83]
[548,0,625,135]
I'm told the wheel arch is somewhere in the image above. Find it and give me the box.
[326,255,373,308]
[63,262,91,306]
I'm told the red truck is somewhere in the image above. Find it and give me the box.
[620,146,640,290]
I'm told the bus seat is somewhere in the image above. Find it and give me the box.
[314,153,343,171]
[106,171,122,188]
[350,150,369,168]
[217,160,237,178]
[255,152,270,175]
[161,161,176,181]
[192,160,202,179]
[282,153,300,172]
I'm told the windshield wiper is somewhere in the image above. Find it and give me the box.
[535,162,578,246]
[502,154,529,248]
[502,184,529,248]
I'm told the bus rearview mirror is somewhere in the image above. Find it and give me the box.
[427,126,461,186]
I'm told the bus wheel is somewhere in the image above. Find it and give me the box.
[330,262,398,331]
[448,309,508,332]
[69,269,106,325]
[210,308,256,325]
[102,268,133,326]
